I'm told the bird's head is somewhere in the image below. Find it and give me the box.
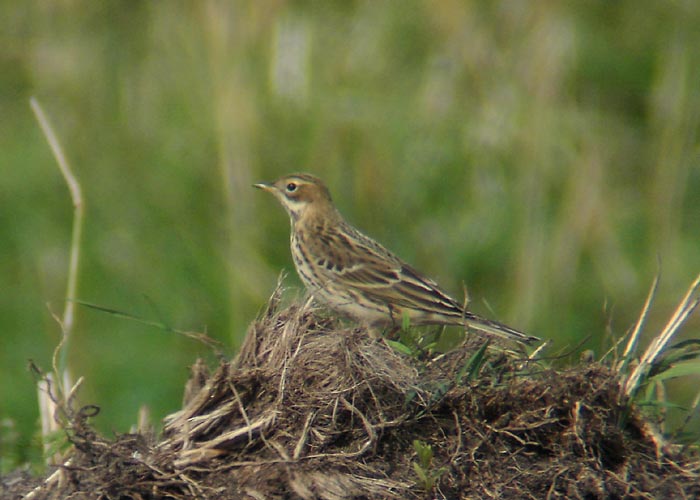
[254,173,335,222]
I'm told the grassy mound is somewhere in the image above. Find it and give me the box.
[5,293,699,499]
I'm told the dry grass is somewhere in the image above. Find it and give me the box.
[5,288,699,499]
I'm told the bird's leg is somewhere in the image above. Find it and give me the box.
[384,304,401,340]
[384,325,401,340]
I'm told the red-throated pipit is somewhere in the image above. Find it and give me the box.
[255,173,539,344]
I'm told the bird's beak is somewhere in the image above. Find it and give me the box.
[253,181,274,192]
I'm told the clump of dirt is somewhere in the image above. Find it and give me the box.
[5,292,700,499]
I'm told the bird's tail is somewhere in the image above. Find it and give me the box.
[463,312,540,345]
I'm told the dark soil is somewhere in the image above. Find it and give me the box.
[4,293,699,499]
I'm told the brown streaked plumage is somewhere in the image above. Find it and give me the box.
[254,173,539,344]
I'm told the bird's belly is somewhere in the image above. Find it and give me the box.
[306,283,393,325]
[309,285,452,327]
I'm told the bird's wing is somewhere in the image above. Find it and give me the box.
[314,226,465,318]
[305,223,540,343]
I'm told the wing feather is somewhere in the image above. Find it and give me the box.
[309,224,464,318]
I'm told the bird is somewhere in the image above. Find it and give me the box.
[254,173,539,345]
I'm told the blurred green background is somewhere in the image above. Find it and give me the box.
[1,1,699,466]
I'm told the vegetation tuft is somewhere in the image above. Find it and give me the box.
[4,285,699,499]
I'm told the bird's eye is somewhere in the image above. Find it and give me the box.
[286,182,297,192]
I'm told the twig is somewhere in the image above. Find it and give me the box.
[340,397,376,455]
[29,97,84,386]
[36,375,61,462]
[293,411,316,459]
[228,379,253,442]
